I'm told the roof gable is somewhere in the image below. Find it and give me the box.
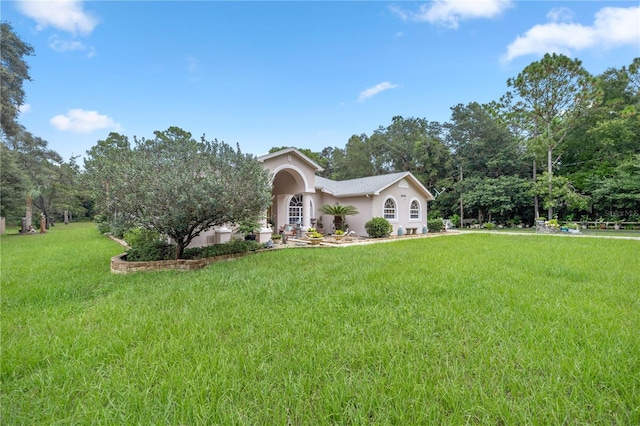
[316,172,434,200]
[257,148,324,172]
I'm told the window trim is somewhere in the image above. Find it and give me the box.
[288,194,303,224]
[409,198,421,221]
[383,196,397,221]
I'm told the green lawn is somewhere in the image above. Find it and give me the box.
[2,222,639,424]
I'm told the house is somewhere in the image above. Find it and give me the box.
[259,148,434,237]
[190,148,434,246]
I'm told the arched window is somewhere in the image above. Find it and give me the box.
[410,200,420,220]
[383,198,396,220]
[289,194,303,224]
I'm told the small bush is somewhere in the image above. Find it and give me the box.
[483,222,496,230]
[98,215,129,239]
[428,218,445,233]
[123,227,162,248]
[182,240,262,260]
[126,241,175,261]
[365,217,392,238]
[546,219,559,228]
[96,221,110,234]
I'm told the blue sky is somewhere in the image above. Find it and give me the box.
[4,0,639,162]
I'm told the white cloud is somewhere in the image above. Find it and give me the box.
[391,0,512,29]
[19,104,31,113]
[358,82,399,102]
[546,7,574,23]
[48,35,86,53]
[50,109,121,133]
[17,0,98,35]
[49,35,96,58]
[503,6,640,62]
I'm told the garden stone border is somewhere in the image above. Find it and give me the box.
[111,252,250,274]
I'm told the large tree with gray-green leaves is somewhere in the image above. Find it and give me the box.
[85,127,272,259]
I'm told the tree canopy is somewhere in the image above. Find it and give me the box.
[1,21,34,141]
[85,127,272,259]
[505,53,601,219]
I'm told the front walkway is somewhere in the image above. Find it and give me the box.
[274,231,460,248]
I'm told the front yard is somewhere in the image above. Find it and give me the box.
[2,223,639,424]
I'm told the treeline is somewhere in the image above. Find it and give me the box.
[0,132,92,226]
[2,18,639,228]
[276,55,640,225]
[1,22,91,227]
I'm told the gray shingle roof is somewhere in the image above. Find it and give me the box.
[316,172,417,197]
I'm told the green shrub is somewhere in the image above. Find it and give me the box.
[96,221,110,234]
[123,227,162,248]
[182,240,262,260]
[98,215,129,239]
[483,222,496,230]
[126,241,176,261]
[450,214,460,228]
[428,218,445,233]
[365,217,392,238]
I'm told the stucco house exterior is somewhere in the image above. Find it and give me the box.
[190,147,434,246]
[260,147,434,235]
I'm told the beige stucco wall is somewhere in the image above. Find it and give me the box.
[260,152,317,193]
[375,178,429,235]
[317,178,429,237]
[314,194,372,235]
[303,178,429,237]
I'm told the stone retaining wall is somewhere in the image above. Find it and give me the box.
[110,252,248,274]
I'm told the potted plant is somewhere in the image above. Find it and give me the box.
[580,215,590,229]
[332,229,345,241]
[238,219,260,240]
[305,227,317,238]
[610,215,623,230]
[307,231,324,245]
[546,218,560,233]
[565,222,580,234]
[271,234,283,244]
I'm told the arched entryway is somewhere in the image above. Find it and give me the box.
[270,167,313,231]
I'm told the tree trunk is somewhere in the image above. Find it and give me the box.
[175,243,184,260]
[547,145,553,220]
[533,159,539,219]
[459,165,464,227]
[25,194,32,228]
[334,216,343,232]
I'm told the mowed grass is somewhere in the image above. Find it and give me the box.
[2,223,639,424]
